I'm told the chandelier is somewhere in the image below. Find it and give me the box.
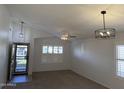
[95,11,116,39]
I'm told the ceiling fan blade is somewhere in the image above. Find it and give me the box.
[69,35,77,38]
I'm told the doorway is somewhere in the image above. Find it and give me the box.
[14,43,29,74]
[8,43,30,82]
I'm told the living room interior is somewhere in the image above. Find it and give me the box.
[1,4,124,89]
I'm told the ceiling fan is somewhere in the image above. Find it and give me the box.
[60,32,77,40]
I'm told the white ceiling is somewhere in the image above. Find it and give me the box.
[6,4,124,38]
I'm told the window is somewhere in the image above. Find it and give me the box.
[58,46,63,54]
[53,46,58,54]
[42,46,48,54]
[117,45,124,77]
[42,45,63,63]
[42,45,63,54]
[48,46,53,54]
[16,45,27,56]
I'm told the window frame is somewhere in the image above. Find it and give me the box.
[42,45,63,54]
[116,45,124,78]
[48,46,53,54]
[53,46,59,54]
[58,46,63,54]
[42,46,48,54]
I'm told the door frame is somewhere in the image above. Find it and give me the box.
[7,44,15,81]
[13,43,30,75]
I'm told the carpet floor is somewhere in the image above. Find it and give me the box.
[3,70,107,89]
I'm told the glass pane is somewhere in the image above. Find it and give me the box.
[16,57,27,72]
[58,46,63,54]
[48,46,53,54]
[16,45,27,56]
[117,60,124,77]
[42,46,48,54]
[16,45,28,72]
[117,45,124,59]
[53,46,58,54]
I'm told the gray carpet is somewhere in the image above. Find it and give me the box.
[3,70,107,89]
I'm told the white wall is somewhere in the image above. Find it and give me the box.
[10,22,71,74]
[28,28,52,74]
[0,5,10,88]
[33,37,71,72]
[70,32,124,89]
[9,21,53,75]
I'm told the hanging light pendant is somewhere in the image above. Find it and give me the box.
[95,11,116,39]
[19,21,24,38]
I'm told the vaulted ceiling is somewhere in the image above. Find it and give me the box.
[6,4,124,38]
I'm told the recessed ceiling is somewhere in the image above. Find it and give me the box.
[6,4,124,38]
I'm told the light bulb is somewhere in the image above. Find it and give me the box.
[19,33,24,38]
[107,31,110,35]
[100,32,104,36]
[61,36,68,40]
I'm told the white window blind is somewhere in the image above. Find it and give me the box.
[42,45,63,54]
[48,46,53,54]
[53,46,58,54]
[42,46,48,54]
[42,45,63,63]
[58,46,63,54]
[117,45,124,77]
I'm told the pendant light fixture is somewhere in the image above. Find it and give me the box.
[95,11,116,39]
[19,21,24,38]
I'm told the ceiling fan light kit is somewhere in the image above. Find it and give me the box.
[60,32,77,40]
[60,33,69,40]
